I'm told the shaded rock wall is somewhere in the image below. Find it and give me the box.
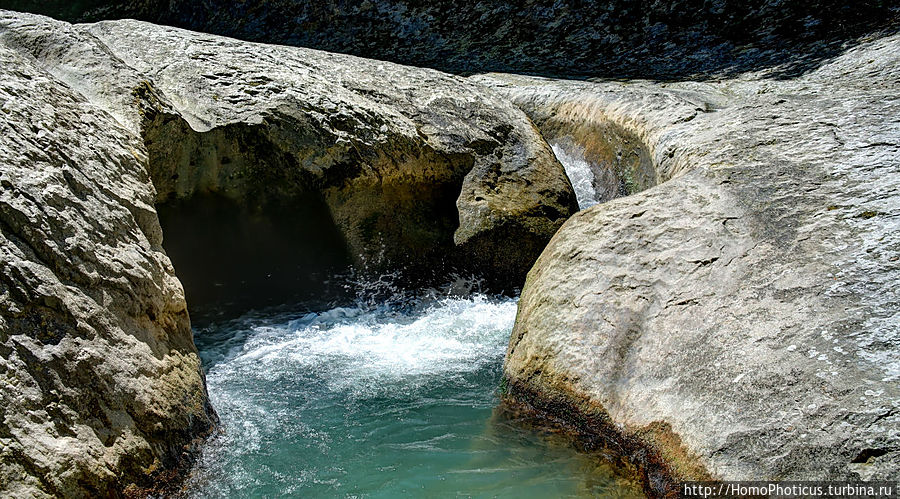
[5,0,899,78]
[155,193,352,320]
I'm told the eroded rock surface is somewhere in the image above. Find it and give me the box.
[476,31,900,492]
[0,35,215,498]
[0,11,576,307]
[0,11,576,496]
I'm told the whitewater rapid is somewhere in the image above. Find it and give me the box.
[184,292,642,497]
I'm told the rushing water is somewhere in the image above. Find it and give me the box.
[551,142,600,210]
[185,291,643,497]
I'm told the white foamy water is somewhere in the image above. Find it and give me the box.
[551,142,599,209]
[186,293,642,497]
[202,295,518,396]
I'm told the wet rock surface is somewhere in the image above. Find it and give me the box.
[476,30,900,490]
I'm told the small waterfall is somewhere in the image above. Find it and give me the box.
[550,141,600,210]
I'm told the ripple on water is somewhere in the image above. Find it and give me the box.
[185,294,644,498]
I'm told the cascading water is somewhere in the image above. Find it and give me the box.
[183,284,643,497]
[550,142,600,210]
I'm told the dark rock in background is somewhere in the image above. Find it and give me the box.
[4,0,899,78]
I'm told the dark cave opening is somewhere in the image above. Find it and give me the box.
[156,191,354,324]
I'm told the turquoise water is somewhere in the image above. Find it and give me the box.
[186,292,643,497]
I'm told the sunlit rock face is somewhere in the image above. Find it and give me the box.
[1,1,898,497]
[8,0,899,78]
[1,11,577,305]
[0,29,216,499]
[474,31,900,493]
[0,10,577,496]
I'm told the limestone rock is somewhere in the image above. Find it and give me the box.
[0,11,576,306]
[476,31,900,492]
[0,34,216,498]
[0,11,575,495]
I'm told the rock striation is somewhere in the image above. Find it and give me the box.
[476,30,900,494]
[0,11,576,496]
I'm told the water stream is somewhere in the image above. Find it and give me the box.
[551,141,600,210]
[179,134,638,497]
[184,289,643,497]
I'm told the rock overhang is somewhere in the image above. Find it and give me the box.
[1,11,579,312]
[0,10,579,496]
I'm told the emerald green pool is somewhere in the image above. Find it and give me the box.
[186,293,643,497]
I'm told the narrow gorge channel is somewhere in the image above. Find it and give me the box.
[182,290,642,497]
[173,139,644,496]
[4,4,897,497]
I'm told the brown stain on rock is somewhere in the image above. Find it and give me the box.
[502,378,713,499]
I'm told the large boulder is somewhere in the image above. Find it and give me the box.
[0,11,576,496]
[475,30,900,494]
[0,35,216,498]
[0,11,576,312]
